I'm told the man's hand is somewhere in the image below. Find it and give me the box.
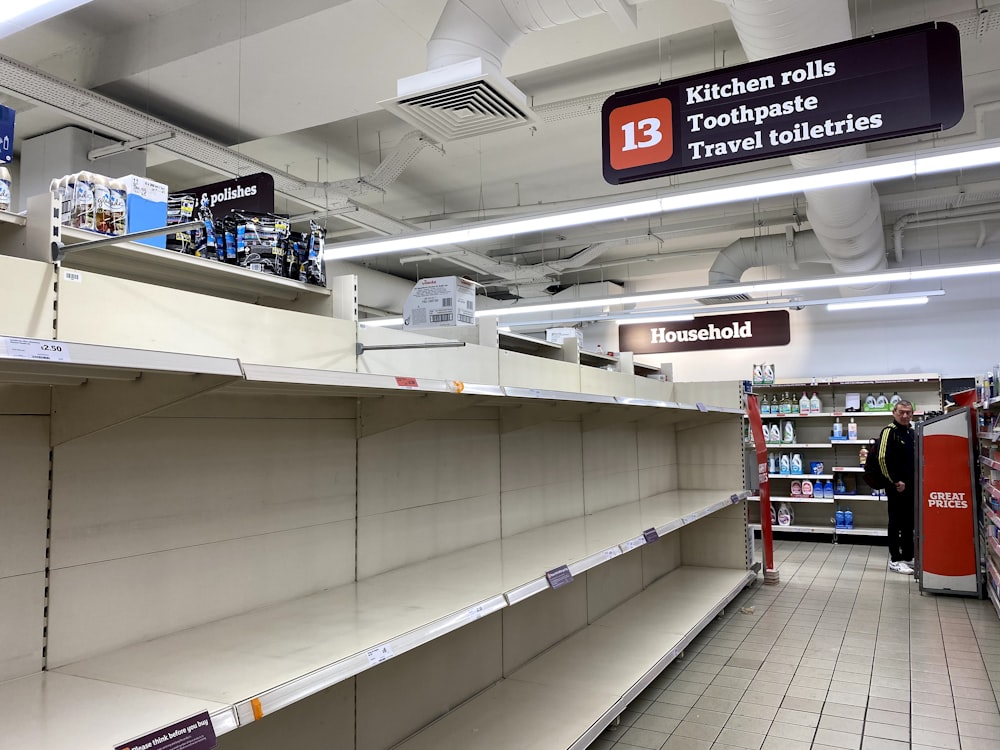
[895,481,905,492]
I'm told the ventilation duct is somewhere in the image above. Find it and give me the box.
[381,0,644,142]
[700,230,831,303]
[721,0,889,294]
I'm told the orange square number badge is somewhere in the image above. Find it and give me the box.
[608,98,674,171]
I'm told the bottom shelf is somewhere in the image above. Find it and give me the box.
[749,523,887,537]
[395,566,754,750]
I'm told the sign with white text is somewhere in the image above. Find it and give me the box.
[602,22,963,184]
[115,712,216,750]
[185,172,274,217]
[917,407,980,596]
[618,310,789,354]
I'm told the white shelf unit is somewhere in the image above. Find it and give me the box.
[749,522,887,537]
[0,244,751,750]
[979,393,1000,618]
[747,373,941,537]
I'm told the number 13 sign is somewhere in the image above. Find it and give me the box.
[603,89,680,184]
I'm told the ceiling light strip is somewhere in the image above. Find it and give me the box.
[323,140,1000,261]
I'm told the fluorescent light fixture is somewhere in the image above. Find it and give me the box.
[323,139,1000,262]
[826,296,929,311]
[0,0,92,37]
[479,261,977,319]
[88,131,175,161]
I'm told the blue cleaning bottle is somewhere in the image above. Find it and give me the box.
[824,479,834,499]
[844,507,854,529]
[835,506,845,529]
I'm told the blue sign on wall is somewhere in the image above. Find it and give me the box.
[0,105,14,163]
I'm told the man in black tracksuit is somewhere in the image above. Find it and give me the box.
[875,400,916,574]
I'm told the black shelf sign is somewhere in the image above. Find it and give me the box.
[602,22,963,185]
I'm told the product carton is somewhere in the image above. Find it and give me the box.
[403,276,477,328]
[545,327,584,347]
[120,174,168,248]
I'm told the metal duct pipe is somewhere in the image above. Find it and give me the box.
[893,203,1000,261]
[721,0,889,294]
[428,0,645,73]
[707,231,830,286]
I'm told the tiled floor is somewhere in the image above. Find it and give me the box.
[589,540,1000,750]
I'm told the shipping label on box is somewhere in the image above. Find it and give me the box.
[403,276,476,328]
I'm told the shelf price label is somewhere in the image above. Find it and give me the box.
[619,537,645,553]
[603,547,622,561]
[394,376,419,388]
[366,643,395,666]
[642,528,660,543]
[1,336,71,363]
[545,564,573,589]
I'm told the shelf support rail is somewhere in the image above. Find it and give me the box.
[355,341,466,355]
[51,221,206,262]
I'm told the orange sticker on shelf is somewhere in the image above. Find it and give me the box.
[251,697,264,720]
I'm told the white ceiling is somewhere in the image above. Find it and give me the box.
[3,0,1000,308]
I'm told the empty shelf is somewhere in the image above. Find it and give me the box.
[28,489,744,743]
[394,566,754,750]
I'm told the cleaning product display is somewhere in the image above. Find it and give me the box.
[801,478,813,497]
[782,420,796,443]
[844,507,854,529]
[776,502,793,526]
[823,479,834,499]
[836,506,845,528]
[50,171,127,236]
[0,164,11,211]
[161,196,327,287]
[833,417,844,439]
[791,480,802,497]
[798,392,810,415]
[779,453,791,475]
[790,453,803,474]
[848,417,858,440]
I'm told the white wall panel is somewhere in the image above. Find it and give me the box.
[580,367,635,397]
[502,576,588,676]
[357,615,502,750]
[358,419,499,517]
[586,549,643,623]
[55,271,356,370]
[641,533,682,587]
[676,420,744,491]
[680,504,747,569]
[499,350,581,391]
[0,573,45,682]
[0,417,50,578]
[634,377,675,401]
[357,494,500,579]
[636,420,678,499]
[216,678,354,750]
[500,421,583,537]
[0,385,50,415]
[582,423,639,513]
[358,327,499,385]
[47,519,356,667]
[51,417,357,568]
[0,255,54,339]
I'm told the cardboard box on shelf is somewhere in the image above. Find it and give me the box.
[120,175,168,248]
[403,276,477,328]
[545,327,584,347]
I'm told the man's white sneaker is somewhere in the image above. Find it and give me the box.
[889,561,913,575]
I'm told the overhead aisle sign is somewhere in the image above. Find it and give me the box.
[917,407,980,596]
[602,22,964,185]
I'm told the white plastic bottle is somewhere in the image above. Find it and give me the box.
[889,391,902,407]
[875,392,889,410]
[810,391,822,414]
[799,392,810,416]
[791,453,803,474]
[73,171,95,230]
[833,417,843,439]
[763,363,775,384]
[93,174,112,234]
[782,420,796,444]
[779,453,791,474]
[0,165,11,212]
[776,502,793,526]
[109,178,127,235]
[58,175,72,224]
[848,417,858,440]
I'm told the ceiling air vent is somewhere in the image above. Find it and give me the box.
[380,58,539,142]
[696,294,754,305]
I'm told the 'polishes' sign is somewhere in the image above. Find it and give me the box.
[184,172,274,216]
[618,310,789,354]
[602,22,963,184]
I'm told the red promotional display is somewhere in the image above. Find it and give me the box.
[917,407,981,596]
[746,394,776,580]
